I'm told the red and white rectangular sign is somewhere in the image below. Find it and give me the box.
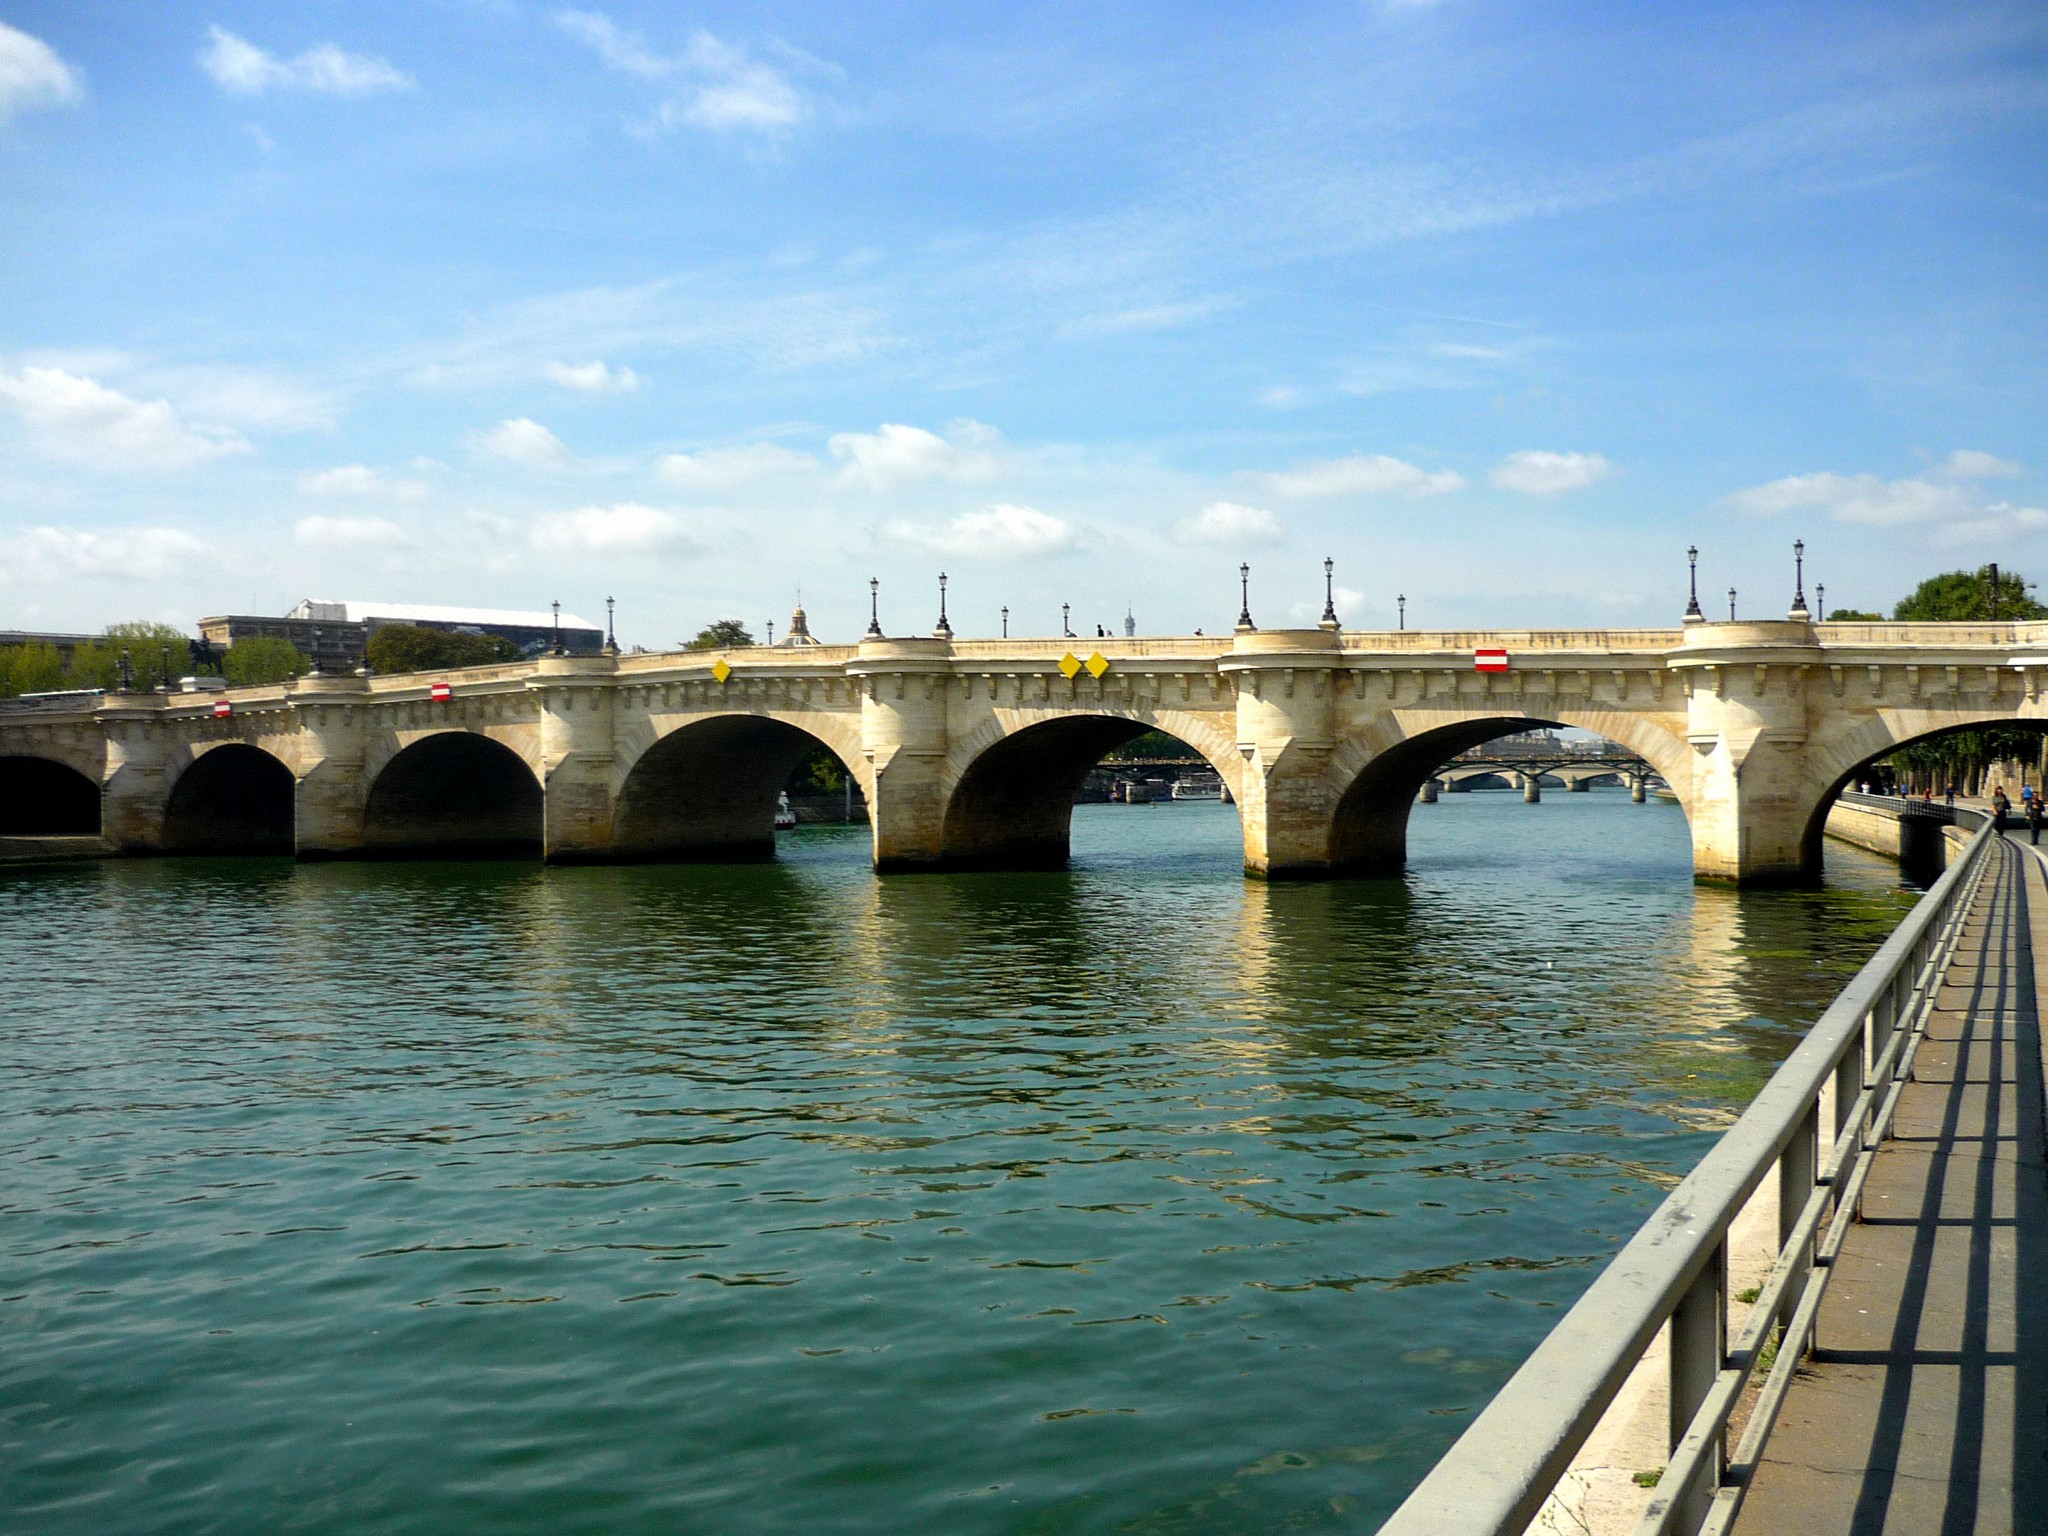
[430,681,453,702]
[212,699,232,718]
[1474,648,1510,673]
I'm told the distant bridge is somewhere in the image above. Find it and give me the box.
[4,617,2046,883]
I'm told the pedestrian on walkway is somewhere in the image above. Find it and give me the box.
[2028,793,2043,845]
[1992,786,2010,831]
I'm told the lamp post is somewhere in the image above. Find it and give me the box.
[551,600,563,655]
[1320,556,1339,630]
[118,647,133,693]
[866,578,882,638]
[604,595,617,654]
[1235,563,1255,632]
[1397,594,1406,631]
[1991,562,2002,621]
[1062,602,1072,638]
[1001,605,1009,639]
[934,572,952,638]
[1684,546,1703,622]
[1728,588,1738,622]
[158,643,173,693]
[766,620,775,646]
[1790,539,1809,618]
[1816,583,1826,623]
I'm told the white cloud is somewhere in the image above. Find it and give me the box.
[466,417,573,467]
[293,515,413,549]
[655,442,817,487]
[198,27,412,97]
[1059,296,1235,337]
[299,465,428,500]
[1938,449,2024,480]
[1490,451,1611,495]
[1177,501,1283,546]
[830,420,1002,490]
[531,502,696,554]
[0,366,251,469]
[0,525,209,583]
[888,504,1076,560]
[546,359,641,393]
[557,12,807,133]
[1727,471,1976,527]
[0,21,83,121]
[1261,454,1463,498]
[1727,467,2046,545]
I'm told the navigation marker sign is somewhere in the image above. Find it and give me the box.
[1474,648,1510,673]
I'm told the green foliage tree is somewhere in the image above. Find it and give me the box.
[365,625,521,675]
[785,745,847,795]
[222,637,312,687]
[0,642,68,698]
[685,619,755,650]
[1892,566,2048,621]
[1822,608,1885,621]
[1104,729,1203,762]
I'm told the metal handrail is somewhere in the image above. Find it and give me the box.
[1376,813,2000,1536]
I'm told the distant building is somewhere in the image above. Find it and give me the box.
[0,630,98,664]
[778,602,822,646]
[198,599,604,668]
[1124,607,1136,637]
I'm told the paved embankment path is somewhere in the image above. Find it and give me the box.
[1734,836,2048,1533]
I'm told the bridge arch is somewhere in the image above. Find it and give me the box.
[1799,712,2048,876]
[613,713,867,862]
[163,743,296,854]
[0,754,101,836]
[362,731,543,858]
[936,709,1243,870]
[1326,710,1692,876]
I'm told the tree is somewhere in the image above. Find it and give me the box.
[222,637,312,687]
[1893,566,2048,622]
[1823,608,1885,621]
[1104,730,1203,763]
[785,745,846,795]
[685,619,754,650]
[365,625,521,674]
[0,642,67,698]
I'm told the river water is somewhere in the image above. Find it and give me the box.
[2,793,1912,1534]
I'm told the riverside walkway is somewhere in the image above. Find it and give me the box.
[1377,815,2048,1536]
[1732,832,2048,1533]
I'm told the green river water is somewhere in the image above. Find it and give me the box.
[1,793,1913,1533]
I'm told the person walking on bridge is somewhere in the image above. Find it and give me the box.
[1992,786,2011,832]
[2028,791,2043,846]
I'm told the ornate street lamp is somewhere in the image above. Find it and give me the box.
[1062,602,1073,638]
[1397,594,1406,631]
[158,643,173,693]
[551,600,563,655]
[1790,539,1809,618]
[118,647,133,693]
[1816,583,1826,623]
[934,572,952,638]
[1236,563,1255,633]
[604,595,618,654]
[1684,546,1704,622]
[866,578,883,638]
[1320,556,1339,630]
[1728,588,1738,622]
[1001,605,1009,639]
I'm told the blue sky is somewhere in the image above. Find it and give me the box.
[1,2,2043,644]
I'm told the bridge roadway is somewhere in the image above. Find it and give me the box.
[4,616,2048,883]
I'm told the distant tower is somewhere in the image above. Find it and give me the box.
[782,600,821,646]
[1123,606,1135,638]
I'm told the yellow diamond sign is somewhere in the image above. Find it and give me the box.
[1085,651,1109,678]
[1058,651,1082,679]
[711,658,732,683]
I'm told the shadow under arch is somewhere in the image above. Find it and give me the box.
[613,714,853,862]
[1330,716,1671,876]
[165,743,294,854]
[937,715,1240,871]
[0,755,101,836]
[1798,719,2048,881]
[362,731,542,859]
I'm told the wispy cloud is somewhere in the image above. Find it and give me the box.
[546,359,641,393]
[465,417,573,467]
[1728,457,2047,546]
[300,464,428,500]
[556,12,811,133]
[0,525,210,583]
[293,515,414,549]
[888,503,1076,560]
[531,502,698,555]
[1177,501,1282,546]
[1260,454,1463,498]
[830,420,1002,491]
[1491,451,1611,494]
[1058,296,1236,338]
[1937,448,2023,480]
[0,20,83,121]
[198,27,412,97]
[656,442,817,487]
[0,366,250,469]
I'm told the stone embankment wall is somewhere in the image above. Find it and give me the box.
[1825,799,1908,859]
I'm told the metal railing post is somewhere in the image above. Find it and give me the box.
[1778,1103,1818,1339]
[1669,1240,1728,1531]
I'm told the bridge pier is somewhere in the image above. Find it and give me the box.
[292,675,370,859]
[1632,780,1647,803]
[99,698,168,853]
[535,659,618,864]
[1568,776,1591,792]
[1418,778,1439,803]
[1522,773,1541,803]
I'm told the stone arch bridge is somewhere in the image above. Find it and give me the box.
[4,619,2044,884]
